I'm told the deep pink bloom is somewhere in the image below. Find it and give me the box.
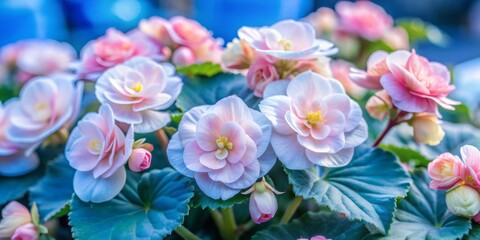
[239,20,337,60]
[246,58,280,97]
[95,57,182,133]
[0,201,32,238]
[65,104,134,203]
[298,236,331,240]
[167,96,276,200]
[335,1,393,40]
[350,50,389,90]
[428,153,463,190]
[79,28,160,78]
[128,148,152,172]
[380,50,459,115]
[11,223,38,240]
[259,71,368,170]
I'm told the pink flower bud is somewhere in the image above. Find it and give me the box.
[298,236,331,240]
[366,90,392,121]
[244,179,283,224]
[428,153,463,190]
[11,223,38,240]
[172,47,196,66]
[411,113,445,146]
[128,148,152,172]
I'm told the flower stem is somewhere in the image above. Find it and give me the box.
[372,110,409,147]
[154,128,169,154]
[280,196,303,224]
[221,207,238,240]
[237,220,255,236]
[175,226,202,240]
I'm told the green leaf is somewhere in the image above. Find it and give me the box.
[190,185,248,209]
[252,212,369,240]
[380,144,430,168]
[29,155,75,222]
[0,159,46,205]
[31,203,40,226]
[69,168,194,239]
[464,223,480,240]
[176,62,223,78]
[176,73,260,112]
[396,18,449,46]
[286,145,411,234]
[384,122,480,159]
[366,171,471,239]
[440,103,472,124]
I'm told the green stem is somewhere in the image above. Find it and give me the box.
[175,226,202,240]
[221,207,238,240]
[280,196,303,224]
[209,209,228,240]
[237,220,255,236]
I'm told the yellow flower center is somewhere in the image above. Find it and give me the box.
[215,136,233,160]
[132,82,143,93]
[278,39,293,51]
[306,111,324,127]
[440,163,453,177]
[89,140,103,154]
[35,102,47,111]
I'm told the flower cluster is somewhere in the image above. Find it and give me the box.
[428,145,480,220]
[351,49,458,145]
[222,20,337,97]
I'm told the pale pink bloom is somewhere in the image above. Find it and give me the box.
[293,56,332,79]
[172,47,196,66]
[335,1,393,40]
[79,28,160,78]
[190,38,224,64]
[428,152,463,190]
[259,71,368,169]
[304,7,338,37]
[66,104,134,203]
[0,42,24,68]
[330,60,366,99]
[167,96,276,200]
[166,16,212,48]
[365,90,392,121]
[0,201,32,238]
[6,76,83,153]
[11,223,38,240]
[221,38,254,70]
[411,113,445,146]
[16,40,76,77]
[128,148,152,172]
[95,57,182,133]
[460,145,480,189]
[380,50,459,115]
[350,50,389,90]
[139,16,174,47]
[246,58,280,98]
[383,27,410,50]
[238,20,337,60]
[298,236,331,240]
[243,179,282,224]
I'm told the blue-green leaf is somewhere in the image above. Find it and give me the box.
[176,73,260,112]
[29,155,75,222]
[464,223,480,240]
[190,185,248,209]
[385,122,480,159]
[286,145,411,234]
[69,168,194,239]
[366,171,471,239]
[380,144,430,168]
[252,212,369,240]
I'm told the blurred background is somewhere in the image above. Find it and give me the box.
[0,0,479,64]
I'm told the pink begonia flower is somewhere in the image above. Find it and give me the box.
[330,60,366,99]
[191,38,224,64]
[365,90,392,121]
[221,38,254,70]
[382,27,410,50]
[238,20,337,60]
[350,50,389,90]
[6,76,83,154]
[128,148,152,172]
[460,145,480,189]
[167,96,276,200]
[298,236,331,240]
[243,180,282,224]
[304,7,338,37]
[246,58,280,98]
[139,16,174,47]
[428,152,463,190]
[293,57,332,79]
[166,16,212,48]
[411,113,445,146]
[172,47,196,66]
[335,1,393,40]
[66,104,134,203]
[0,102,39,177]
[79,28,160,78]
[0,201,32,238]
[259,71,368,170]
[380,50,459,115]
[95,57,182,133]
[11,223,38,240]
